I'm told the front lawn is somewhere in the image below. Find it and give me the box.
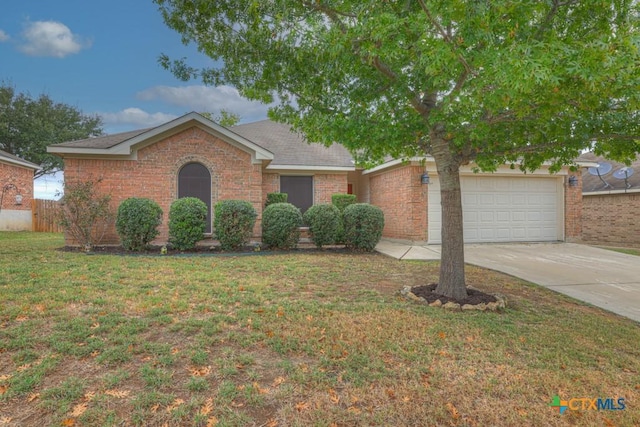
[1,232,638,426]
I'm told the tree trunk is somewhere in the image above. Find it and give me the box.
[431,135,467,300]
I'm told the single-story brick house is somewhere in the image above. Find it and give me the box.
[48,112,588,246]
[578,152,640,247]
[0,149,40,231]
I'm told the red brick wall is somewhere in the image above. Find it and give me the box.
[581,191,640,247]
[63,127,263,245]
[369,165,427,241]
[564,172,583,242]
[314,174,348,204]
[261,173,280,207]
[0,162,34,211]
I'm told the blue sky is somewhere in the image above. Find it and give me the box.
[1,0,274,198]
[0,0,273,136]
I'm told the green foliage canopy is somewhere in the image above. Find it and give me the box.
[0,84,103,177]
[156,0,640,169]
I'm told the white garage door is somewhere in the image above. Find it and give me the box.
[428,175,562,244]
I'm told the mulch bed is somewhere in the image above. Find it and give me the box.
[410,283,497,305]
[59,244,354,256]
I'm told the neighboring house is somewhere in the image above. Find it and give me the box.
[0,149,40,231]
[578,152,640,246]
[48,112,587,246]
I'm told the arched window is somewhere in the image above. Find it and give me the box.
[178,162,212,233]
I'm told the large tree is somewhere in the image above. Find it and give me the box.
[155,0,640,299]
[0,84,103,177]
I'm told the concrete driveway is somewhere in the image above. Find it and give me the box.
[375,240,640,323]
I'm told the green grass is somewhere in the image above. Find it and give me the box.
[0,232,639,426]
[601,246,640,256]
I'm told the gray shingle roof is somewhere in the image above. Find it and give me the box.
[231,120,354,168]
[578,152,640,192]
[0,149,41,170]
[51,128,152,149]
[49,116,354,169]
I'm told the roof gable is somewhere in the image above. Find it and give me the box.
[48,113,356,171]
[48,112,274,163]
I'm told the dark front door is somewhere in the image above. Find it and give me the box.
[178,162,212,233]
[280,176,313,214]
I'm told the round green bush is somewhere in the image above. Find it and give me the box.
[343,203,385,252]
[303,204,340,248]
[214,200,257,251]
[331,193,357,244]
[168,197,208,250]
[262,203,302,250]
[115,197,163,251]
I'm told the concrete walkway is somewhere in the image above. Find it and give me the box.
[376,240,640,323]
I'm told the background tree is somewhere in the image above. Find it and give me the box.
[199,109,241,127]
[155,0,640,299]
[0,84,103,177]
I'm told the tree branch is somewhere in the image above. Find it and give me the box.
[534,0,578,40]
[416,0,474,76]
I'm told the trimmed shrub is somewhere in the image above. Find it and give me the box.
[303,204,340,248]
[343,203,385,252]
[265,192,288,208]
[331,193,357,244]
[168,197,208,250]
[262,203,302,250]
[213,200,257,251]
[331,193,357,212]
[116,198,163,251]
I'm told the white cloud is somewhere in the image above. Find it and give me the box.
[19,21,90,58]
[100,108,178,129]
[136,85,273,122]
[0,30,9,42]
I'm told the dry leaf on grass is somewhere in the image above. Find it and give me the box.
[0,417,12,425]
[27,392,40,402]
[266,419,278,427]
[446,402,460,420]
[71,402,88,417]
[200,398,214,415]
[253,382,270,395]
[189,366,212,377]
[272,376,286,387]
[328,388,340,404]
[0,385,7,395]
[438,331,447,340]
[0,375,12,381]
[166,398,185,412]
[295,401,310,412]
[61,418,75,426]
[104,389,130,398]
[206,416,218,427]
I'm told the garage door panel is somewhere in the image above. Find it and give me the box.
[429,176,561,243]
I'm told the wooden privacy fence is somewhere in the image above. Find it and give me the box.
[32,199,63,233]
